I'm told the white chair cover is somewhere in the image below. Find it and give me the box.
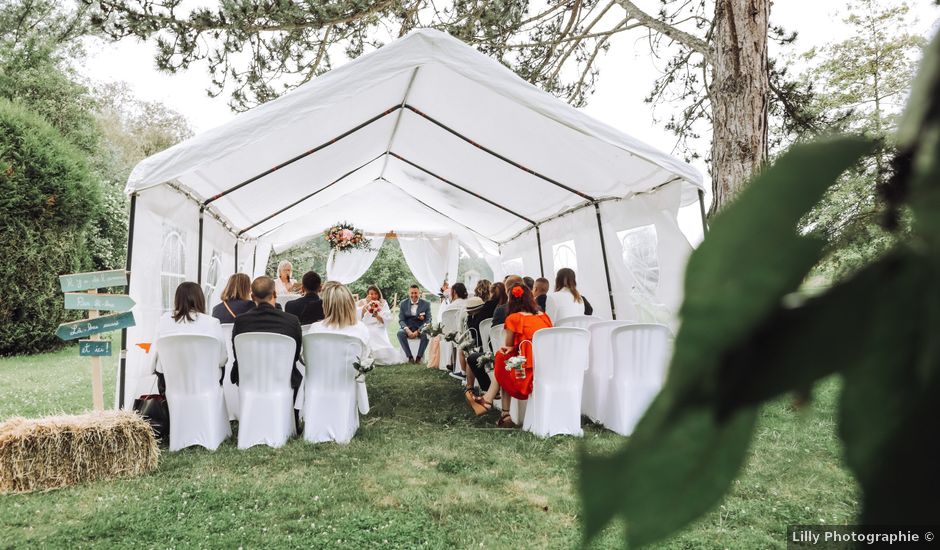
[302,333,366,444]
[157,334,231,451]
[582,321,634,423]
[439,308,464,371]
[522,327,590,438]
[601,324,672,436]
[555,315,603,329]
[220,324,239,421]
[489,323,507,352]
[478,318,493,353]
[276,293,301,310]
[233,332,297,449]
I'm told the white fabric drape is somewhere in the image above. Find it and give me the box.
[398,235,459,292]
[326,235,385,283]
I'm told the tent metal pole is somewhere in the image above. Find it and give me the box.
[234,240,238,271]
[118,193,137,409]
[252,245,257,277]
[388,152,537,226]
[535,226,545,277]
[197,206,205,284]
[379,67,420,180]
[377,177,500,246]
[203,104,403,206]
[403,104,596,202]
[237,153,385,236]
[593,202,617,320]
[698,189,709,235]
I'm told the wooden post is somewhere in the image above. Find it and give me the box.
[87,290,104,412]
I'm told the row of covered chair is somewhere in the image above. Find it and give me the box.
[471,314,672,438]
[157,330,366,452]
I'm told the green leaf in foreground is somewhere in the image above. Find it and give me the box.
[581,137,874,547]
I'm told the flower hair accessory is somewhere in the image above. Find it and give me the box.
[511,286,525,298]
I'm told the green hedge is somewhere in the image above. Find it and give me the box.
[0,99,99,355]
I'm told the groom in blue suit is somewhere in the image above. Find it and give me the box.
[398,284,432,363]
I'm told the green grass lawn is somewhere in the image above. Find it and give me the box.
[0,342,857,548]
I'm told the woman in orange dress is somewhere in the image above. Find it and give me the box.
[472,282,552,427]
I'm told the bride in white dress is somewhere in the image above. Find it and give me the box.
[357,285,405,365]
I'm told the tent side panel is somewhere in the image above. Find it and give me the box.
[199,213,237,312]
[121,186,201,408]
[599,182,691,330]
[537,207,612,320]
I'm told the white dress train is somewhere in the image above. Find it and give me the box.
[358,299,405,365]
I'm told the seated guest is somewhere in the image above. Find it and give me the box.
[397,284,432,363]
[230,277,303,401]
[440,282,470,377]
[470,283,553,426]
[440,282,469,315]
[544,267,593,322]
[533,277,550,311]
[211,273,254,323]
[285,271,325,325]
[491,275,523,327]
[355,285,402,365]
[459,280,496,393]
[151,282,227,393]
[307,282,371,350]
[523,276,535,290]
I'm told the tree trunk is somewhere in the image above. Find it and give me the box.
[708,0,769,214]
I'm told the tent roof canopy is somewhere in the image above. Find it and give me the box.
[127,29,703,253]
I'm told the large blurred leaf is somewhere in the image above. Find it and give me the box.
[581,138,874,546]
[714,252,920,416]
[581,402,757,547]
[669,137,876,398]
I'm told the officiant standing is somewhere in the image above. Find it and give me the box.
[397,284,431,363]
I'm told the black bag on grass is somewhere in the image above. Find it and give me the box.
[133,394,170,447]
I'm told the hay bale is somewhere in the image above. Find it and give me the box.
[0,410,159,493]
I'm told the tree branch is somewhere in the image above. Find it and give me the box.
[615,0,713,63]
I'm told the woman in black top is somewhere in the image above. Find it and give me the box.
[211,273,255,323]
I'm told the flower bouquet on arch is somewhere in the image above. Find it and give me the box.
[324,222,371,253]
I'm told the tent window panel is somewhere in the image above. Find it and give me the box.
[160,230,186,314]
[617,225,660,302]
[203,252,222,304]
[502,257,523,276]
[552,240,578,272]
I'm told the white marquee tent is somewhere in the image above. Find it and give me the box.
[118,28,705,407]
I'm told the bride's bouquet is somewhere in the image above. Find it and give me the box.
[366,300,382,315]
[505,355,527,379]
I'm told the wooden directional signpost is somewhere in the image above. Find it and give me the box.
[57,270,135,411]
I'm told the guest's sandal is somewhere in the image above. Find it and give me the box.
[496,412,515,428]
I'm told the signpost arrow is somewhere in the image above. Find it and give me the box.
[56,311,136,341]
[64,293,136,312]
[59,269,128,292]
[78,340,112,357]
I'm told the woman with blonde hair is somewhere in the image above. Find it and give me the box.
[306,281,370,349]
[274,260,299,297]
[211,273,254,323]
